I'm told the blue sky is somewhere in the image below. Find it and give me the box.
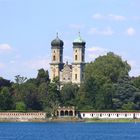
[0,0,140,81]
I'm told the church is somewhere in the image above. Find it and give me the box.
[50,33,86,86]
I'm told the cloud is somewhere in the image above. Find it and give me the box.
[88,27,114,36]
[127,60,136,68]
[69,24,85,30]
[108,14,126,21]
[128,60,140,77]
[126,27,136,36]
[24,57,50,70]
[87,46,108,60]
[92,13,103,20]
[92,13,126,21]
[0,44,12,52]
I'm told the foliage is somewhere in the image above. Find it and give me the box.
[16,101,26,111]
[0,77,11,88]
[0,87,14,110]
[61,83,79,106]
[0,52,140,114]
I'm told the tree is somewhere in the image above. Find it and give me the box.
[77,77,98,110]
[44,82,61,117]
[36,69,50,85]
[0,77,11,88]
[133,76,140,90]
[0,87,14,110]
[38,82,49,109]
[16,101,26,111]
[80,52,131,110]
[113,76,140,110]
[122,102,135,110]
[21,83,43,110]
[61,83,79,106]
[95,83,115,110]
[84,52,131,83]
[15,75,27,84]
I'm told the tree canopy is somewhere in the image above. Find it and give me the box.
[0,52,140,113]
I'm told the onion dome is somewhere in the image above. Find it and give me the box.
[73,32,86,45]
[51,33,64,48]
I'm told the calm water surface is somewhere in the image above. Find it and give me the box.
[0,122,139,140]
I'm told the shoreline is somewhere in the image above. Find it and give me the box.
[0,118,140,123]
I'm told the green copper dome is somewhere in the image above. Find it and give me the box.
[73,32,85,44]
[73,32,86,48]
[51,33,64,47]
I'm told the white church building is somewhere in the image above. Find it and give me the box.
[50,33,86,86]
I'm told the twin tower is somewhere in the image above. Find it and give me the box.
[50,33,86,86]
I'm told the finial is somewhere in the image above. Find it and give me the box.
[66,61,68,65]
[56,32,58,38]
[78,31,81,37]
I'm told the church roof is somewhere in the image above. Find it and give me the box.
[61,61,72,72]
[51,33,64,48]
[73,32,85,44]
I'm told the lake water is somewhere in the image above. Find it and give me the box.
[0,122,139,140]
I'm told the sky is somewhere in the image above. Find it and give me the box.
[0,0,140,81]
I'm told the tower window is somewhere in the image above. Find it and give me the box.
[75,55,77,61]
[75,74,77,80]
[75,50,77,53]
[53,55,56,61]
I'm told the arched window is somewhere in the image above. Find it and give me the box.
[75,55,77,61]
[75,74,77,80]
[65,111,68,116]
[53,55,56,61]
[60,111,64,116]
[69,111,73,116]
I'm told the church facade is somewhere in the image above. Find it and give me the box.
[50,33,86,86]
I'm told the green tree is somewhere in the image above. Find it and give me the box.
[113,76,140,110]
[0,87,14,110]
[37,69,50,85]
[122,102,135,110]
[95,83,115,110]
[15,75,27,84]
[44,82,61,117]
[61,83,79,106]
[16,101,26,111]
[0,77,11,88]
[80,52,131,110]
[84,52,130,83]
[133,76,140,90]
[24,83,42,110]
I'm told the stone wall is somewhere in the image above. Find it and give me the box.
[0,112,46,121]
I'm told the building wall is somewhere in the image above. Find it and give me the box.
[80,112,140,119]
[72,64,81,84]
[50,65,60,82]
[60,64,72,84]
[0,112,46,120]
